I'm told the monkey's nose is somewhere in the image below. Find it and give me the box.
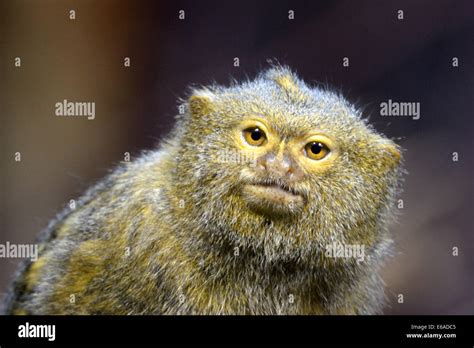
[257,154,302,180]
[266,155,291,174]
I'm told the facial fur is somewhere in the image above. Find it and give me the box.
[172,66,401,264]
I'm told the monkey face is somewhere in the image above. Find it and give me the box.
[232,117,343,217]
[177,67,402,261]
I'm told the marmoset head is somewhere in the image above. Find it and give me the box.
[172,66,401,263]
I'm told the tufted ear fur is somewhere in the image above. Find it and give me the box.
[188,89,216,118]
[376,138,402,171]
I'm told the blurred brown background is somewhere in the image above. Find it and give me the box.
[1,0,473,314]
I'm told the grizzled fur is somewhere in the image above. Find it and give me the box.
[2,66,402,315]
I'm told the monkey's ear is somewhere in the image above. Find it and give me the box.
[188,89,216,118]
[377,139,402,170]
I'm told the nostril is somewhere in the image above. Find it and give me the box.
[273,157,291,175]
[280,160,291,173]
[256,157,267,171]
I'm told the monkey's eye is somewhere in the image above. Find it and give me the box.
[305,141,330,160]
[243,127,267,146]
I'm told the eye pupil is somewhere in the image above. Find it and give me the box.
[305,141,330,160]
[251,128,262,141]
[310,142,323,154]
[243,126,266,146]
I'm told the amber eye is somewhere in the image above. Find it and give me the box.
[305,141,330,160]
[243,127,266,146]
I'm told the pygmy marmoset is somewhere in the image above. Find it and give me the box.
[3,66,402,315]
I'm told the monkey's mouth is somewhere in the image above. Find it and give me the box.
[241,181,304,214]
